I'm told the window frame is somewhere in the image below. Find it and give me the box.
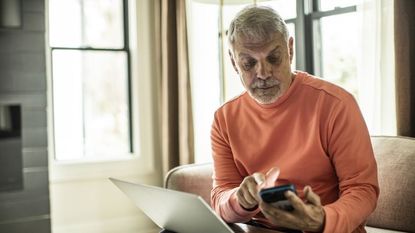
[49,0,134,161]
[46,0,161,181]
[293,0,357,75]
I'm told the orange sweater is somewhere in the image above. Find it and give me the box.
[211,71,379,233]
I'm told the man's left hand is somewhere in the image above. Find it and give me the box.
[259,186,325,232]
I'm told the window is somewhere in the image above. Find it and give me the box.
[49,0,133,161]
[310,1,360,98]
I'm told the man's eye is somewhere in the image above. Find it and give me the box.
[267,56,281,64]
[243,60,256,70]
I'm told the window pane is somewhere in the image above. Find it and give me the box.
[187,1,221,163]
[222,2,250,101]
[316,13,359,97]
[52,50,83,160]
[258,0,296,19]
[287,23,296,70]
[49,0,124,48]
[52,50,129,160]
[320,0,357,11]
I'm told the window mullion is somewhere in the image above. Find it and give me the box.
[50,47,126,52]
[218,1,226,104]
[80,0,86,47]
[295,0,314,72]
[122,0,133,153]
[311,6,357,19]
[296,0,316,74]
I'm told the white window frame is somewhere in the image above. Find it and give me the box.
[46,0,161,182]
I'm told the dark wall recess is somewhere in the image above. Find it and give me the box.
[0,104,23,192]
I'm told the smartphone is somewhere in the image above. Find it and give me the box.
[259,184,297,211]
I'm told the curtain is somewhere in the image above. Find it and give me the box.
[394,0,415,137]
[357,0,396,136]
[159,0,195,175]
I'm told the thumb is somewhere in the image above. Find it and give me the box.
[263,167,280,188]
[304,186,321,206]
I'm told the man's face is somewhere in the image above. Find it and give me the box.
[229,33,294,105]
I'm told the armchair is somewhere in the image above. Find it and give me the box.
[165,136,415,233]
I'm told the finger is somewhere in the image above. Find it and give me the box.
[259,201,282,217]
[237,189,256,209]
[260,202,301,230]
[239,179,258,206]
[284,190,306,212]
[304,186,321,206]
[252,173,265,185]
[242,176,262,201]
[243,187,258,206]
[264,167,280,187]
[246,181,262,202]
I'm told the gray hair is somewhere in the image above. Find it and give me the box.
[228,5,289,46]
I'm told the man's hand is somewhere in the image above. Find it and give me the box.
[236,167,280,210]
[259,186,325,232]
[236,173,265,210]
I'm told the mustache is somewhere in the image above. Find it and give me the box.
[251,78,280,88]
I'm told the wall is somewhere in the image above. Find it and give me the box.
[0,0,50,232]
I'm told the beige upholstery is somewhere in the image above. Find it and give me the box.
[164,136,415,233]
[165,163,214,205]
[366,136,415,232]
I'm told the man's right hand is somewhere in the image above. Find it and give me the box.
[236,167,280,210]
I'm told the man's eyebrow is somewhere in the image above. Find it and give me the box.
[238,53,253,59]
[237,46,282,58]
[268,46,281,55]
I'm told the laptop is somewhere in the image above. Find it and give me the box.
[109,178,235,233]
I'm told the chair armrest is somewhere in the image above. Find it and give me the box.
[164,163,213,205]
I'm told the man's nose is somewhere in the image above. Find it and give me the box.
[256,61,272,80]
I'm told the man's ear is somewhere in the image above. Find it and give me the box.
[228,49,239,74]
[288,37,294,64]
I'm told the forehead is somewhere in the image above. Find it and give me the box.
[232,33,287,58]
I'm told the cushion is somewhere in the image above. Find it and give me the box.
[165,163,213,205]
[366,136,415,232]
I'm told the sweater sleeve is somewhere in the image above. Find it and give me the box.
[322,95,379,233]
[210,111,261,223]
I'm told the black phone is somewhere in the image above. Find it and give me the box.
[259,184,297,211]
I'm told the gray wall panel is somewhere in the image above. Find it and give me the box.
[0,53,45,75]
[0,94,47,107]
[0,196,50,222]
[0,74,46,92]
[23,12,45,32]
[22,148,48,168]
[0,0,49,231]
[0,32,45,53]
[23,0,45,13]
[22,128,48,148]
[22,108,47,128]
[0,218,50,233]
[0,170,49,202]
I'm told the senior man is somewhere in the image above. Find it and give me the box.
[210,5,379,233]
